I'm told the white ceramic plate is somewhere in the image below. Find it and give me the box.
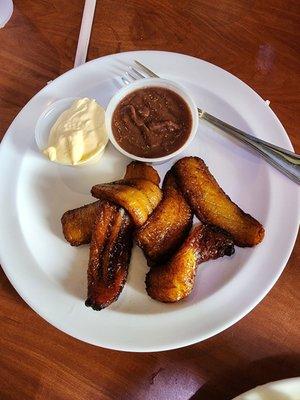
[0,51,298,352]
[232,377,300,399]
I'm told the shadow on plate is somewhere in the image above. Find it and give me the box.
[59,245,88,301]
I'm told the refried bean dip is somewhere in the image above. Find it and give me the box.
[112,87,192,158]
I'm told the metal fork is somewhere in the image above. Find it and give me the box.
[121,61,300,185]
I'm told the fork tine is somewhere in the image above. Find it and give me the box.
[134,60,159,78]
[130,66,146,79]
[125,71,138,81]
[122,62,158,87]
[121,76,130,85]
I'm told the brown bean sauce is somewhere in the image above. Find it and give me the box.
[112,87,192,158]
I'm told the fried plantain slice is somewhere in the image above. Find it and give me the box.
[124,161,160,186]
[174,157,265,247]
[91,180,162,227]
[61,200,104,246]
[136,170,193,263]
[85,203,133,310]
[62,163,162,245]
[115,178,162,209]
[146,224,235,302]
[91,184,152,226]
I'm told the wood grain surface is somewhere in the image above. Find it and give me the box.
[0,1,299,399]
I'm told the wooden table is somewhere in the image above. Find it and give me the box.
[1,1,299,399]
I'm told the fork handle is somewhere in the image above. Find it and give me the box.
[200,110,300,184]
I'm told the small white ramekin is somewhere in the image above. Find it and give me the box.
[105,78,199,164]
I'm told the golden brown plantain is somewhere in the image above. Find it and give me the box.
[91,179,162,227]
[174,157,265,247]
[115,178,162,209]
[61,163,161,245]
[146,224,235,302]
[85,202,133,310]
[124,161,160,186]
[136,170,193,263]
[61,201,104,246]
